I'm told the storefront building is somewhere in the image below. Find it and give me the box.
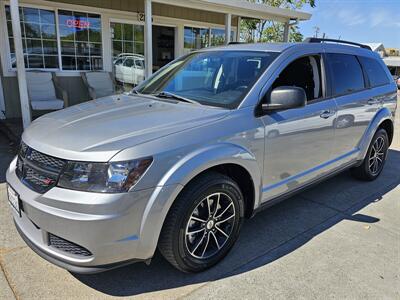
[0,0,311,126]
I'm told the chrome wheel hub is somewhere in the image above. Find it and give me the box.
[206,220,215,230]
[185,192,236,259]
[369,136,385,175]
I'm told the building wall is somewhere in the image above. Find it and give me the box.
[55,0,230,25]
[1,58,21,119]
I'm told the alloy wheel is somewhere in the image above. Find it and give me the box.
[185,192,236,259]
[368,136,386,175]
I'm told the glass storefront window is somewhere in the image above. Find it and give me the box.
[5,5,58,69]
[184,27,235,51]
[184,27,209,51]
[210,28,235,46]
[5,5,104,71]
[111,22,145,87]
[58,10,102,70]
[111,22,144,59]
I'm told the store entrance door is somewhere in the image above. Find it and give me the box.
[152,25,175,72]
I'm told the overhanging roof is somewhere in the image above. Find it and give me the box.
[383,56,400,67]
[153,0,312,22]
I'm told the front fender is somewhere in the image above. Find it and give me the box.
[357,107,394,161]
[136,143,262,258]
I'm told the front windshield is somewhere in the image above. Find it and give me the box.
[135,50,279,109]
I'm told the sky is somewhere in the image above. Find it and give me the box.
[297,0,400,48]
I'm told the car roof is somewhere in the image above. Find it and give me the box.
[201,42,376,58]
[201,42,294,53]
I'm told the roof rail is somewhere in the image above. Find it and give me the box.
[304,37,372,50]
[228,42,246,45]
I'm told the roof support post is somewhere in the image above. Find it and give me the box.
[283,21,290,42]
[0,70,5,119]
[10,0,31,128]
[225,13,231,45]
[236,16,241,42]
[144,0,153,79]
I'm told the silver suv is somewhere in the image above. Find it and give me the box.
[6,39,397,273]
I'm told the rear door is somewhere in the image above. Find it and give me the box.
[326,53,380,159]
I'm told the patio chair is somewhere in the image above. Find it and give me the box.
[26,71,69,111]
[81,71,116,99]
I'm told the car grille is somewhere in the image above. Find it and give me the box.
[16,142,66,194]
[48,233,92,257]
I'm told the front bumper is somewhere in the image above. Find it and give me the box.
[6,157,180,273]
[14,220,142,274]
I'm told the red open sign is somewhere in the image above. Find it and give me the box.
[66,19,90,29]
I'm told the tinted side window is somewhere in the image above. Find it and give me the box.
[123,58,134,67]
[271,55,322,102]
[327,53,365,95]
[358,56,390,87]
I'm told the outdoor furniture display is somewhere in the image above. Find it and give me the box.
[81,71,116,99]
[26,71,68,111]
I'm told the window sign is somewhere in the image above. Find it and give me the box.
[58,10,102,71]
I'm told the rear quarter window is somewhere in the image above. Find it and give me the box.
[326,53,365,96]
[358,56,390,87]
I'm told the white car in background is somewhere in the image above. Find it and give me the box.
[113,53,145,85]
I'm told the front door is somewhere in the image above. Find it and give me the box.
[260,55,337,202]
[152,25,175,72]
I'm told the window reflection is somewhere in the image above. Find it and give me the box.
[58,10,102,71]
[5,5,59,69]
[111,22,145,88]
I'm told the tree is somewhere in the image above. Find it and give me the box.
[241,0,316,43]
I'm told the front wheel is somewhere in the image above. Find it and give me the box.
[351,128,389,181]
[158,172,244,273]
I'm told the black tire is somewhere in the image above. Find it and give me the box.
[351,128,389,181]
[158,171,245,273]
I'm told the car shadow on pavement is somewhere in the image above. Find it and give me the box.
[71,149,399,296]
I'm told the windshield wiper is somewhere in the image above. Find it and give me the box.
[130,89,141,95]
[153,91,201,105]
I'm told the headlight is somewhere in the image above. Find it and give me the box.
[58,158,153,193]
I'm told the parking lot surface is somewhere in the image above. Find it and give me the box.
[0,96,399,299]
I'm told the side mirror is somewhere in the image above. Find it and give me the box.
[262,86,306,111]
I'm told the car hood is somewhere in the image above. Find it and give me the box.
[23,94,229,161]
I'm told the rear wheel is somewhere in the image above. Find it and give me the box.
[351,128,389,181]
[158,172,244,273]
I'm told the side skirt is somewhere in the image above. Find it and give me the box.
[252,160,359,217]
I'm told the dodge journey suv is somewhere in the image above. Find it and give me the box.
[7,38,397,273]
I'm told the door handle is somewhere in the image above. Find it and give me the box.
[320,110,335,119]
[368,99,378,105]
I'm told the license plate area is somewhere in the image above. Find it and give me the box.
[7,184,21,217]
